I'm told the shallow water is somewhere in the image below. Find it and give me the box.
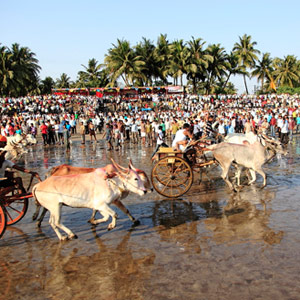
[1,139,300,299]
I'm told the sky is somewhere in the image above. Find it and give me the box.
[1,0,300,93]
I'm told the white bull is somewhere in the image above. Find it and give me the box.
[0,134,37,161]
[32,163,148,241]
[32,160,152,227]
[223,132,283,186]
[208,140,286,191]
[224,131,259,145]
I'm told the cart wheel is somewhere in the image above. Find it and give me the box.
[0,203,7,238]
[4,198,29,226]
[151,156,193,198]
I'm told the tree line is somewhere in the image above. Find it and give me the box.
[1,34,300,97]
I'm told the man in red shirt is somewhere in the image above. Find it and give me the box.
[270,114,277,138]
[40,121,48,145]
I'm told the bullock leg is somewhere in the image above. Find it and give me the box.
[88,209,97,224]
[218,160,236,191]
[248,169,257,185]
[89,210,110,225]
[91,204,118,230]
[256,168,267,188]
[36,207,48,227]
[248,169,256,184]
[49,203,77,241]
[113,199,140,225]
[49,213,64,241]
[235,166,242,186]
[32,201,41,221]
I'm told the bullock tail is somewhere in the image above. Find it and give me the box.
[31,184,40,206]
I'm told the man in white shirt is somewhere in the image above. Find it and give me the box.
[131,119,138,144]
[193,120,201,139]
[277,115,284,139]
[0,150,38,193]
[218,119,226,136]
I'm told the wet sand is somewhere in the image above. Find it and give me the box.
[1,138,300,299]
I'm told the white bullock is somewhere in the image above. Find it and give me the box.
[207,139,286,191]
[223,132,283,186]
[32,160,153,227]
[32,163,148,241]
[224,131,259,145]
[0,134,37,161]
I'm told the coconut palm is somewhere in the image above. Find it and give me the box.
[78,58,106,87]
[251,53,273,92]
[273,55,299,88]
[9,43,41,95]
[222,51,246,90]
[206,44,228,94]
[224,82,237,94]
[40,76,55,94]
[105,39,145,87]
[186,37,212,93]
[0,45,15,96]
[56,73,72,88]
[168,39,189,86]
[233,34,260,94]
[135,37,158,86]
[154,34,171,84]
[0,43,40,96]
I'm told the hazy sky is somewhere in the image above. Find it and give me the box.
[2,0,300,93]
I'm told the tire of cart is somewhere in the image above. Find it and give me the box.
[151,156,193,198]
[0,203,7,238]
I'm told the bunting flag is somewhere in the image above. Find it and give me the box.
[270,78,276,91]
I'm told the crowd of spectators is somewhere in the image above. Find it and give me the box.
[0,92,300,152]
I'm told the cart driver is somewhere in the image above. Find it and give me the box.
[172,123,194,151]
[0,150,38,193]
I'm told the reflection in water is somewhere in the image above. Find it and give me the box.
[151,185,283,251]
[205,187,284,246]
[44,230,155,300]
[0,259,11,298]
[151,198,223,254]
[152,198,222,229]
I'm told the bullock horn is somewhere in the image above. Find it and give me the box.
[111,158,128,174]
[128,159,137,171]
[264,135,281,145]
[261,134,281,145]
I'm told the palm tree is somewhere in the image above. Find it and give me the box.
[9,43,41,96]
[206,44,228,94]
[251,53,273,92]
[154,34,171,84]
[224,82,237,94]
[186,37,212,93]
[135,37,158,86]
[0,45,15,96]
[273,55,299,87]
[104,39,145,87]
[40,76,55,94]
[222,51,246,90]
[168,39,189,86]
[56,73,71,88]
[78,58,105,87]
[233,34,260,94]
